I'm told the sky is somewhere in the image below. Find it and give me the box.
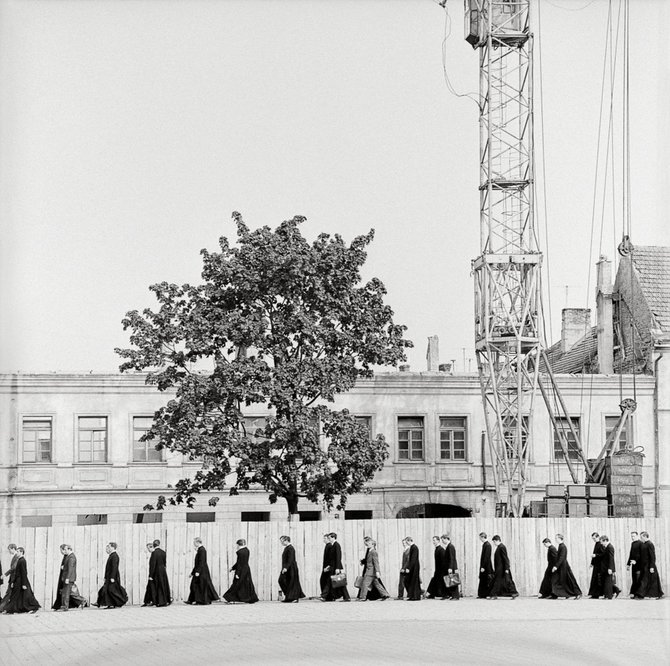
[0,0,668,374]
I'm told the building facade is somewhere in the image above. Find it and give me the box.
[0,368,659,526]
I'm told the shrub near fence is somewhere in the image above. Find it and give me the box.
[1,518,667,609]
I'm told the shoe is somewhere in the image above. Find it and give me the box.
[511,594,519,599]
[573,595,582,600]
[380,596,389,601]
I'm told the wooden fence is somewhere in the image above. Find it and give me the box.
[2,517,667,608]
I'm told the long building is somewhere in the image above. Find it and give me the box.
[1,249,668,526]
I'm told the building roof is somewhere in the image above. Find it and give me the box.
[631,245,670,334]
[544,326,598,374]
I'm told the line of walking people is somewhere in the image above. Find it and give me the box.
[0,529,663,613]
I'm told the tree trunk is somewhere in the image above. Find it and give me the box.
[285,493,299,520]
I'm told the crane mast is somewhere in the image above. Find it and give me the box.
[466,0,590,516]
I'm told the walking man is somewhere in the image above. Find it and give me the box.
[488,535,518,599]
[477,532,493,599]
[94,542,128,609]
[441,534,460,600]
[587,532,605,598]
[635,531,664,599]
[187,537,219,605]
[357,537,390,601]
[278,536,305,603]
[397,538,410,599]
[426,536,446,599]
[402,537,422,601]
[223,539,258,604]
[539,537,558,598]
[319,533,332,599]
[598,535,621,599]
[626,531,643,598]
[322,533,350,602]
[57,544,88,610]
[551,534,582,599]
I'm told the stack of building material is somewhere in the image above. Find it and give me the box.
[567,485,588,517]
[545,484,566,516]
[586,484,608,517]
[607,451,644,517]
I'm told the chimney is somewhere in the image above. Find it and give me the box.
[439,362,453,374]
[596,255,614,373]
[426,335,440,371]
[561,308,591,354]
[399,363,410,372]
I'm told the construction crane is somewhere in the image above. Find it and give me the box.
[462,0,595,516]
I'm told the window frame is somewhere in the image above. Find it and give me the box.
[21,415,54,464]
[552,415,582,462]
[396,415,426,462]
[604,414,634,452]
[76,415,110,464]
[438,415,468,462]
[131,415,165,463]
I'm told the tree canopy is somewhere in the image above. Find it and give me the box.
[116,213,412,516]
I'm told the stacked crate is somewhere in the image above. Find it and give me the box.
[586,484,608,517]
[567,485,588,517]
[607,452,644,517]
[545,484,566,516]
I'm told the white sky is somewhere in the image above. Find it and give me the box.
[1,0,668,374]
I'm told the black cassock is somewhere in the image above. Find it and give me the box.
[223,547,258,603]
[319,542,332,598]
[627,539,643,597]
[489,543,518,597]
[403,544,422,600]
[278,544,305,602]
[322,541,350,601]
[587,541,605,598]
[600,543,621,599]
[637,540,664,599]
[477,541,494,599]
[551,543,582,598]
[426,545,447,598]
[443,542,460,600]
[2,557,40,614]
[145,547,171,607]
[0,554,19,612]
[539,545,558,598]
[96,551,128,608]
[187,546,220,605]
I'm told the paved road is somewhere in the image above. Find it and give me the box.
[1,598,667,665]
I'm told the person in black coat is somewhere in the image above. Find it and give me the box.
[551,534,582,599]
[488,535,518,598]
[477,533,494,599]
[402,537,422,601]
[539,538,558,598]
[587,532,605,598]
[144,539,171,607]
[635,531,664,599]
[626,531,643,598]
[440,534,460,600]
[322,533,350,601]
[1,547,40,614]
[223,539,258,603]
[278,536,305,603]
[598,535,621,599]
[187,538,219,605]
[426,536,447,599]
[319,534,332,599]
[0,544,19,612]
[95,542,128,608]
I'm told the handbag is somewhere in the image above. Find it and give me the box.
[353,575,364,589]
[444,572,461,587]
[330,572,347,589]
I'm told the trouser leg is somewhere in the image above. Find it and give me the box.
[61,582,72,608]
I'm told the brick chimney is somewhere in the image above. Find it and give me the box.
[561,308,591,354]
[596,256,614,373]
[426,335,440,371]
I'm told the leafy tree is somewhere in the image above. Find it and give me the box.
[116,213,412,517]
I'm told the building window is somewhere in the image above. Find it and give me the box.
[133,416,163,462]
[134,512,163,524]
[241,511,270,522]
[78,416,108,463]
[186,512,215,523]
[22,418,53,463]
[605,415,632,452]
[439,417,467,461]
[298,511,321,521]
[22,515,52,528]
[553,417,581,461]
[398,417,424,461]
[354,415,372,436]
[345,510,373,520]
[77,514,108,526]
[503,415,529,459]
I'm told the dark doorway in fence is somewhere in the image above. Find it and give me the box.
[396,503,472,519]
